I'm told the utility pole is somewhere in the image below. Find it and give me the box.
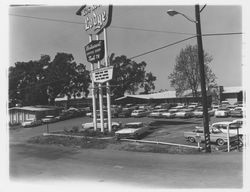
[195,4,211,153]
[104,28,112,132]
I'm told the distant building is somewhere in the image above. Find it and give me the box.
[181,86,242,105]
[9,106,61,125]
[219,86,243,104]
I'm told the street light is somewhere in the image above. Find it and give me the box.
[167,5,211,153]
[167,9,197,23]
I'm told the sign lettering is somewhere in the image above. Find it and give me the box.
[92,66,113,83]
[81,5,112,35]
[85,40,105,63]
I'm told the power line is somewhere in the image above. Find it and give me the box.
[200,4,207,13]
[128,32,242,59]
[9,13,243,37]
[203,32,243,36]
[9,13,84,25]
[129,36,197,60]
[110,25,195,35]
[9,13,195,35]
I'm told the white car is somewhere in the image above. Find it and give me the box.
[215,107,230,117]
[175,108,194,118]
[131,109,150,117]
[211,121,244,136]
[21,119,42,127]
[148,109,168,118]
[193,108,215,118]
[41,115,57,123]
[115,122,149,139]
[81,119,121,131]
[161,110,176,118]
[232,119,244,125]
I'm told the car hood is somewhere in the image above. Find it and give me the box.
[115,128,139,134]
[193,111,203,114]
[22,122,32,125]
[162,112,174,115]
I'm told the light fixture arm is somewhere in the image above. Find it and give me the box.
[178,12,198,23]
[167,9,197,23]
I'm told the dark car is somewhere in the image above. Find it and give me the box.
[118,108,132,118]
[230,107,243,117]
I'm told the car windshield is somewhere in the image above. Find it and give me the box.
[229,123,241,129]
[125,124,143,128]
[211,128,222,134]
[26,119,34,122]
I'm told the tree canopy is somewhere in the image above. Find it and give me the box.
[9,53,91,107]
[168,45,217,97]
[109,54,157,98]
[9,52,156,107]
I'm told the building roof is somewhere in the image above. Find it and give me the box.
[116,91,176,101]
[9,106,59,112]
[222,86,242,94]
[55,93,106,102]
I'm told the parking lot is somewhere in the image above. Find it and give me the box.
[9,114,243,187]
[10,113,242,148]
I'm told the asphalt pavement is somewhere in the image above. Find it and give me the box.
[10,143,242,189]
[9,116,244,189]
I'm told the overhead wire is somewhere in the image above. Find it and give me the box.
[8,13,243,92]
[9,13,196,35]
[129,35,197,60]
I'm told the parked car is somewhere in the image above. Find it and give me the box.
[131,109,150,117]
[81,119,121,131]
[175,108,194,118]
[86,111,93,117]
[154,103,171,110]
[232,118,244,125]
[184,127,238,146]
[118,108,132,118]
[211,121,244,136]
[115,122,149,139]
[221,100,230,106]
[230,107,243,117]
[193,108,215,118]
[161,110,176,118]
[215,107,230,117]
[41,115,57,123]
[21,119,42,127]
[148,109,168,118]
[187,102,199,109]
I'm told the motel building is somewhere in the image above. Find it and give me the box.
[9,106,61,125]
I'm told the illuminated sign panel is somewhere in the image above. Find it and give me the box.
[82,5,112,35]
[85,40,105,63]
[92,66,113,83]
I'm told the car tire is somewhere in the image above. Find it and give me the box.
[216,139,225,146]
[112,125,118,131]
[135,133,139,139]
[188,137,196,143]
[115,134,120,141]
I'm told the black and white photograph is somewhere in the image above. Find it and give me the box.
[1,0,249,191]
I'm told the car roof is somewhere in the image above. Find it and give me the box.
[212,121,232,125]
[125,122,143,125]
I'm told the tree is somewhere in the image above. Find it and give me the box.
[142,72,157,94]
[9,57,49,106]
[168,45,216,97]
[9,53,91,106]
[44,53,91,105]
[109,54,156,98]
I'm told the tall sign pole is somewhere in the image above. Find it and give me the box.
[104,28,112,132]
[195,4,211,153]
[88,35,97,131]
[96,34,104,132]
[77,5,113,133]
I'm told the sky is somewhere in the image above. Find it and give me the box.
[9,4,242,92]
